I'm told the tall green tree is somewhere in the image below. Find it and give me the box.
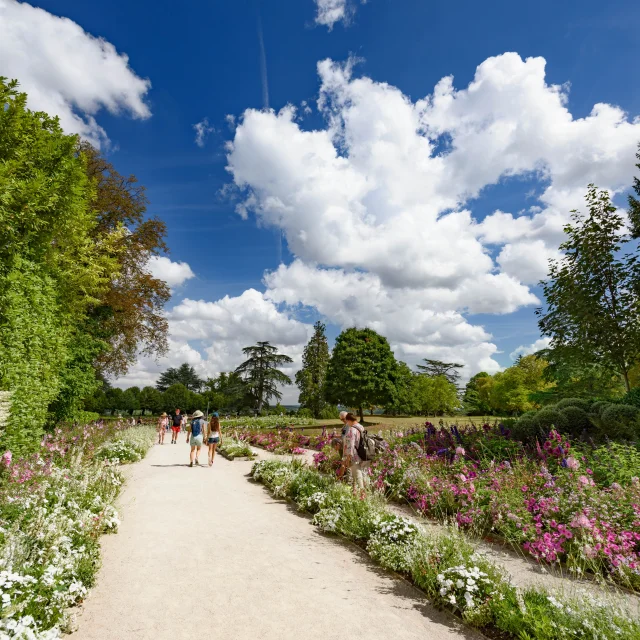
[140,386,164,414]
[537,185,640,392]
[234,342,293,412]
[156,363,204,392]
[416,359,464,386]
[628,143,640,238]
[414,375,459,415]
[0,78,120,449]
[295,321,330,418]
[463,372,492,415]
[384,362,419,415]
[80,143,171,377]
[162,383,189,412]
[325,328,398,422]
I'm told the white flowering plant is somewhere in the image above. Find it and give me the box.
[367,515,420,572]
[0,424,154,639]
[437,563,502,625]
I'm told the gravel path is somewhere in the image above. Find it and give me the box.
[70,441,481,640]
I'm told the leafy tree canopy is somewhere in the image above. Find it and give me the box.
[234,342,293,412]
[416,359,464,386]
[295,321,330,418]
[325,327,398,421]
[537,185,640,392]
[156,363,204,392]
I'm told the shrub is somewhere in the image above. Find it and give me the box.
[218,439,255,459]
[555,397,591,412]
[600,404,639,439]
[509,414,540,444]
[296,408,313,418]
[622,387,640,408]
[589,400,613,417]
[96,440,144,464]
[533,407,568,433]
[581,442,640,487]
[558,406,592,436]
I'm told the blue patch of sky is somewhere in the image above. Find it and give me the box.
[31,0,640,368]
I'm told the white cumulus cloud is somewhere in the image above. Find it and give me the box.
[115,290,311,403]
[510,337,552,361]
[0,0,151,147]
[224,52,640,377]
[147,256,195,289]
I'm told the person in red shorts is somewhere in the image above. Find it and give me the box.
[170,408,182,444]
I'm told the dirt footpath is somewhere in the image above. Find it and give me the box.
[70,441,481,640]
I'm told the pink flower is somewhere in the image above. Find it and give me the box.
[578,475,590,486]
[455,447,465,457]
[570,514,592,529]
[1,450,12,467]
[565,456,579,470]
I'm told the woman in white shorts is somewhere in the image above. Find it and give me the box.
[186,410,205,467]
[206,415,222,466]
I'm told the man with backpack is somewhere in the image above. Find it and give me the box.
[186,410,206,467]
[338,413,376,497]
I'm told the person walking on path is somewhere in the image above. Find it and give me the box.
[206,415,222,466]
[170,409,182,444]
[186,410,205,467]
[157,413,168,445]
[338,413,369,497]
[180,414,187,433]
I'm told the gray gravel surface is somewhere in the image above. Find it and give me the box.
[70,442,482,640]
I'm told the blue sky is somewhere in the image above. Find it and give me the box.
[2,0,640,399]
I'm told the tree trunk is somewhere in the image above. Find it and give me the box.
[623,368,631,393]
[359,406,364,423]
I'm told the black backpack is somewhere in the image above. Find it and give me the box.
[353,425,378,461]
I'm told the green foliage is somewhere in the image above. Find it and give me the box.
[235,342,293,411]
[589,400,613,418]
[599,404,639,439]
[415,359,464,385]
[621,386,640,408]
[537,185,640,392]
[628,143,640,239]
[554,397,591,412]
[413,374,459,415]
[325,327,398,420]
[578,442,640,487]
[295,321,330,418]
[156,363,204,392]
[0,78,120,450]
[139,386,164,413]
[463,372,491,415]
[509,413,542,444]
[533,407,568,433]
[557,405,591,436]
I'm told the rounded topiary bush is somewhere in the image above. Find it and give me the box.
[558,406,592,437]
[510,413,542,444]
[589,401,613,418]
[533,407,569,436]
[600,404,640,439]
[555,398,591,412]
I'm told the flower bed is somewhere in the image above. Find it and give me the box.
[236,429,334,455]
[0,423,155,639]
[251,458,640,639]
[238,424,640,590]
